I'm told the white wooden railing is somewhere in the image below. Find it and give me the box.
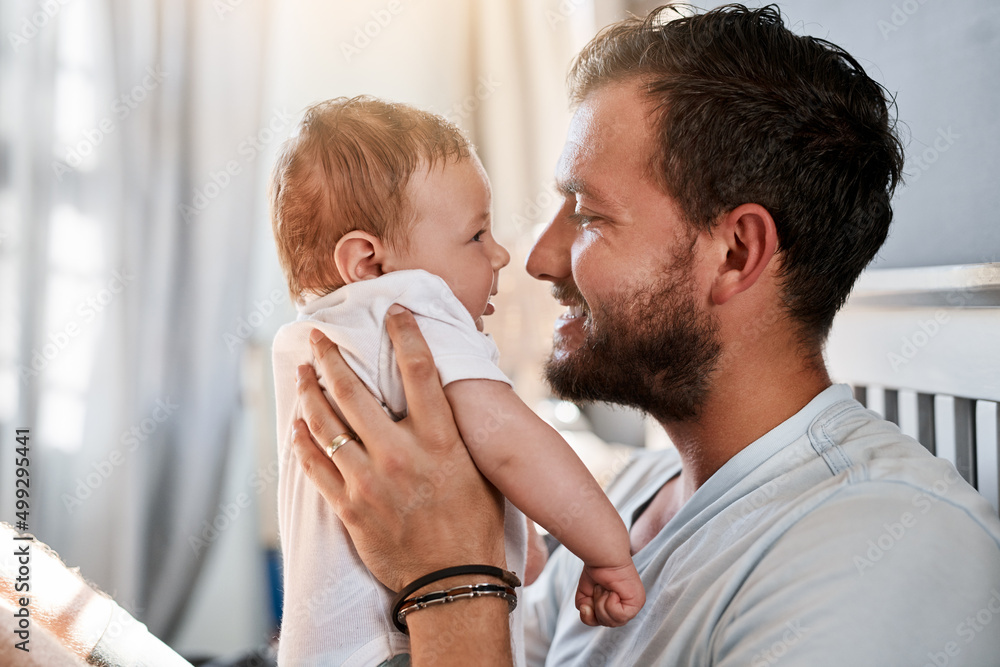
[826,263,1000,514]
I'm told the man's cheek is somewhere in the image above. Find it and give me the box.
[569,242,606,303]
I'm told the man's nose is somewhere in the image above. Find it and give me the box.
[525,203,574,284]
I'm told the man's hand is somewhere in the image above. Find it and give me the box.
[291,306,507,591]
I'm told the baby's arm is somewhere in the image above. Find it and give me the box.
[444,379,645,627]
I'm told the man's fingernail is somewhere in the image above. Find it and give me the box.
[387,304,405,316]
[309,328,324,344]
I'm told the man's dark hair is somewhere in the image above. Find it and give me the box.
[568,3,905,344]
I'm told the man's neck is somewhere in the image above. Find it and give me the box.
[662,351,832,502]
[630,351,831,554]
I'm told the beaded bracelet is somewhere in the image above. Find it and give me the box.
[395,583,518,630]
[391,565,521,633]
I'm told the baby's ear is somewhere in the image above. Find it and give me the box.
[334,231,388,284]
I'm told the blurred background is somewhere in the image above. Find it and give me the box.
[0,0,997,659]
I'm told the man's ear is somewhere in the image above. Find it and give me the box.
[710,203,778,306]
[334,231,388,284]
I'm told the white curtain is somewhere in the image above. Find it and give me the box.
[1,0,273,654]
[1,0,602,656]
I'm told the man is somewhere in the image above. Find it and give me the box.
[291,4,1000,665]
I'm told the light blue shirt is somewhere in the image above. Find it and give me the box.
[524,384,1000,666]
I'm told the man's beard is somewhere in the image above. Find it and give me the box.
[543,258,722,424]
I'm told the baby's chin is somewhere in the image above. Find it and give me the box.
[474,299,494,332]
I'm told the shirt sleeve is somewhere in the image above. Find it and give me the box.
[293,271,511,418]
[391,271,512,388]
[711,481,1000,667]
[523,547,575,667]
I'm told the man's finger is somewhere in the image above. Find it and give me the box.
[296,363,349,440]
[307,329,394,446]
[291,418,346,504]
[296,364,370,475]
[384,306,456,440]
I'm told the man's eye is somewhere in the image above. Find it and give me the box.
[569,213,596,227]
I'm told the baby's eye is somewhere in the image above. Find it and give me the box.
[472,230,485,242]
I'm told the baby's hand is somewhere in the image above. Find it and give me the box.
[575,561,645,627]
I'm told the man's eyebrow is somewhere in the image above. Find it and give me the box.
[555,178,618,210]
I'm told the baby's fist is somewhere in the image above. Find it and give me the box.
[575,561,645,627]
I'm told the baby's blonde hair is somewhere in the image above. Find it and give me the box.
[269,95,472,302]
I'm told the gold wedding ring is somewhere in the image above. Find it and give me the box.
[325,432,356,459]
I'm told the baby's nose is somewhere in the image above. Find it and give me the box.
[493,241,511,269]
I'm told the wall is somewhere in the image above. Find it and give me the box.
[626,0,1000,268]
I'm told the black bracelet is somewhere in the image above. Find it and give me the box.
[391,565,521,633]
[395,583,518,630]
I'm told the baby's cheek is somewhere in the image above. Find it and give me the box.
[444,286,478,320]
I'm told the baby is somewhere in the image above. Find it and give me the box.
[270,96,644,666]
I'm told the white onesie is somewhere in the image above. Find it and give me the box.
[272,269,527,667]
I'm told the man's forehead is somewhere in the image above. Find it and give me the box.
[554,83,656,206]
[570,79,654,135]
